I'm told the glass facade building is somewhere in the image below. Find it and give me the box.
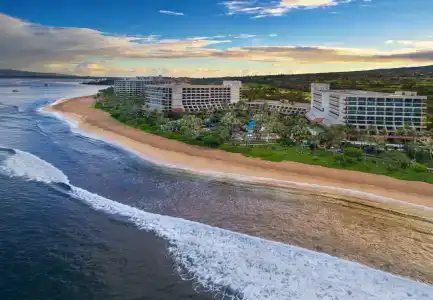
[306,83,427,131]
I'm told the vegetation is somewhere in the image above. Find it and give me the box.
[191,64,433,114]
[94,87,433,184]
[241,85,310,103]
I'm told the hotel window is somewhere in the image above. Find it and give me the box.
[386,98,394,105]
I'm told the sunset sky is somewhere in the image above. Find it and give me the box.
[1,0,433,77]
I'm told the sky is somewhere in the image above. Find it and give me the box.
[0,0,433,77]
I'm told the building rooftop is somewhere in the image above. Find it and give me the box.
[143,83,235,88]
[248,100,310,108]
[325,89,427,98]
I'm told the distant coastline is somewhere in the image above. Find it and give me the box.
[81,79,114,85]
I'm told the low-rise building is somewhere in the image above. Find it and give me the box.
[306,83,427,131]
[247,100,309,116]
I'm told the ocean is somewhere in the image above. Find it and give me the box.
[0,78,432,300]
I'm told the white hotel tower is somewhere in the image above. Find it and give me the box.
[306,83,427,132]
[114,77,242,113]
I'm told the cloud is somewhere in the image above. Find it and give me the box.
[385,39,433,50]
[269,33,278,37]
[0,13,230,73]
[159,10,184,16]
[209,46,433,65]
[222,0,350,18]
[233,33,257,38]
[1,13,433,77]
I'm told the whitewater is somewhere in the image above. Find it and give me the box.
[1,147,432,300]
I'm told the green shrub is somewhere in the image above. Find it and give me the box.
[282,138,296,146]
[344,147,363,159]
[203,135,222,148]
[381,151,411,169]
[334,153,345,163]
[410,163,428,173]
[139,124,153,132]
[94,102,102,109]
[345,157,355,164]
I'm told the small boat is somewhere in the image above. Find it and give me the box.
[12,89,19,92]
[44,83,49,86]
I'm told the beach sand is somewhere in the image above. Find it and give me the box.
[44,95,433,283]
[45,95,433,209]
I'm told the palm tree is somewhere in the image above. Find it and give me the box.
[422,130,433,163]
[289,118,311,154]
[425,139,433,163]
[179,115,203,138]
[343,124,357,141]
[322,124,345,149]
[357,129,369,163]
[312,132,323,159]
[220,111,241,142]
[407,124,422,162]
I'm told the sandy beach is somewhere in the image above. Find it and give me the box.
[44,95,433,209]
[43,95,433,283]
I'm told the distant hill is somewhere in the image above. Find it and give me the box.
[191,64,433,92]
[0,69,82,78]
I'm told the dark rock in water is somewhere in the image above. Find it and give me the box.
[55,182,72,192]
[0,147,16,155]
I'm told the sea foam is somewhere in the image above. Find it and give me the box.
[1,148,433,300]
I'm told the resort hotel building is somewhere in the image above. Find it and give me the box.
[306,83,427,132]
[114,76,174,97]
[114,77,242,113]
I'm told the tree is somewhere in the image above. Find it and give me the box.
[179,115,203,138]
[424,137,433,163]
[264,112,286,136]
[407,125,421,161]
[220,111,240,129]
[426,115,433,131]
[220,111,241,141]
[321,124,345,149]
[219,127,231,141]
[289,118,311,153]
[160,120,180,133]
[344,125,358,141]
[357,129,370,162]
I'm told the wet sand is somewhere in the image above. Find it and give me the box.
[162,180,433,283]
[44,95,433,283]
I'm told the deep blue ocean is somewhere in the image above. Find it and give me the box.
[1,79,433,300]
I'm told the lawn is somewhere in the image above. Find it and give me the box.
[219,144,433,184]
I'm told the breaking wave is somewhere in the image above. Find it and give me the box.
[1,148,433,300]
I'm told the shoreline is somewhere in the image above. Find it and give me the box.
[43,95,433,212]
